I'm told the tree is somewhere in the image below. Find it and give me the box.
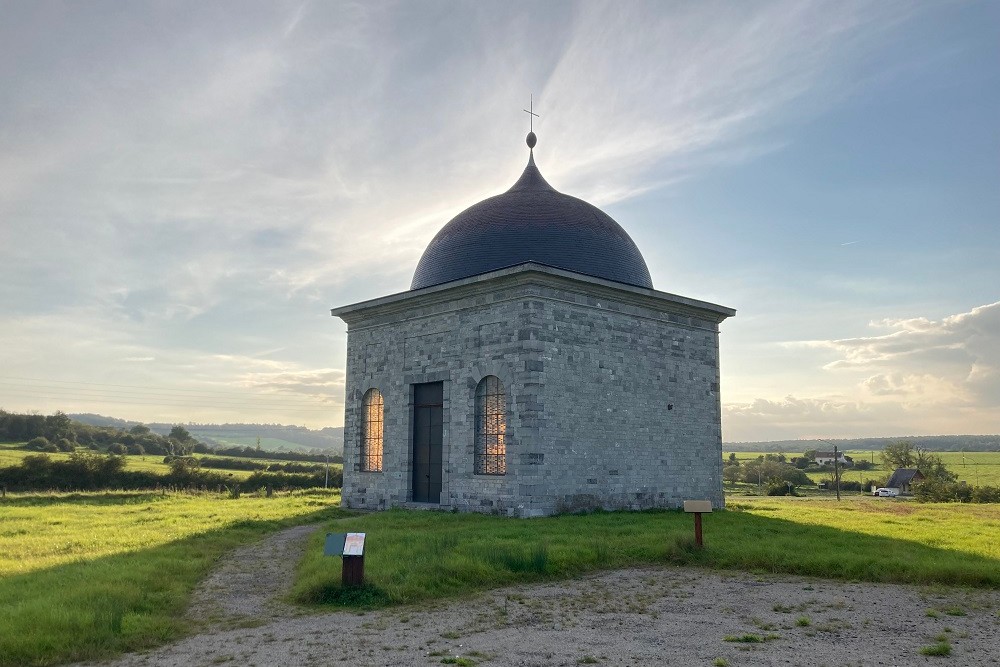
[740,459,812,487]
[43,412,73,441]
[881,441,916,469]
[168,425,193,443]
[882,440,956,483]
[129,424,151,436]
[914,449,956,482]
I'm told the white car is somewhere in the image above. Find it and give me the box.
[874,488,899,497]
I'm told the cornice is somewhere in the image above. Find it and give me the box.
[331,262,735,328]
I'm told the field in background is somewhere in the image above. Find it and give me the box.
[0,442,344,484]
[0,443,258,480]
[0,489,344,667]
[195,435,313,450]
[723,450,1000,488]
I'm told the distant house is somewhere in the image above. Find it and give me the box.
[815,451,853,467]
[885,468,925,495]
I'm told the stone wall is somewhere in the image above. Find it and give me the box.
[528,283,725,513]
[336,266,729,516]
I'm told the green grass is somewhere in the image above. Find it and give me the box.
[936,451,1000,486]
[0,489,345,667]
[0,443,258,480]
[919,641,952,656]
[293,499,1000,611]
[195,435,311,450]
[723,450,1000,488]
[0,442,343,483]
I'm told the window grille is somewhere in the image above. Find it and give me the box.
[361,388,384,472]
[474,375,506,475]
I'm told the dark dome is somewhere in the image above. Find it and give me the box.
[410,152,653,290]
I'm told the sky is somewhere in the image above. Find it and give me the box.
[1,0,997,442]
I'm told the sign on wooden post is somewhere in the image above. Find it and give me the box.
[683,500,712,547]
[324,532,366,587]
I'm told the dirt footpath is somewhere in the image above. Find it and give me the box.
[87,526,1000,667]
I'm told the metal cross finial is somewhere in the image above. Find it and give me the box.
[523,94,539,132]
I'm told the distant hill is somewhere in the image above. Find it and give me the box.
[725,434,1000,453]
[68,414,344,454]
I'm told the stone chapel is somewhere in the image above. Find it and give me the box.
[331,131,735,517]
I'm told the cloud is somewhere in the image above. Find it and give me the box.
[537,1,912,200]
[820,301,1000,407]
[239,368,346,404]
[724,302,1000,440]
[724,395,891,441]
[0,309,343,427]
[0,2,934,430]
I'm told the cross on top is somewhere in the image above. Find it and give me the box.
[523,94,539,132]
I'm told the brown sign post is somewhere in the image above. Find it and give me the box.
[683,500,712,547]
[324,532,366,587]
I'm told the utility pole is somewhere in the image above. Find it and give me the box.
[324,453,330,489]
[834,445,841,501]
[818,439,845,500]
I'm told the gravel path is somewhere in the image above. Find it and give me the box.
[85,528,1000,667]
[185,523,317,628]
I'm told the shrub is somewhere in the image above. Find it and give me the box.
[739,459,813,487]
[56,437,76,452]
[914,479,1000,503]
[107,443,128,455]
[25,436,52,451]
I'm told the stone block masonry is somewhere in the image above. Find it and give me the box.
[332,263,734,517]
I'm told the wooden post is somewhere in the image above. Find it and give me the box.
[683,500,712,549]
[325,532,367,588]
[342,554,365,587]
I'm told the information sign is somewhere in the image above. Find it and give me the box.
[343,532,365,556]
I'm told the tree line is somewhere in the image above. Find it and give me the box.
[0,451,342,493]
[1,410,343,463]
[2,410,203,456]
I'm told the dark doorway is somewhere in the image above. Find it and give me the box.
[412,382,443,503]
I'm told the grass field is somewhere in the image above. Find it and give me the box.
[293,497,1000,612]
[0,443,342,482]
[0,489,345,667]
[197,435,312,450]
[0,444,257,480]
[723,450,1000,487]
[3,490,998,666]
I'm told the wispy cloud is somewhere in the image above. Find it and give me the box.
[725,302,1000,440]
[3,1,979,434]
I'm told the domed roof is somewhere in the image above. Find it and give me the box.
[410,143,653,291]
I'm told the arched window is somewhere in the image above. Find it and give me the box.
[474,376,506,475]
[360,388,383,472]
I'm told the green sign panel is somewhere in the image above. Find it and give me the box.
[324,532,365,556]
